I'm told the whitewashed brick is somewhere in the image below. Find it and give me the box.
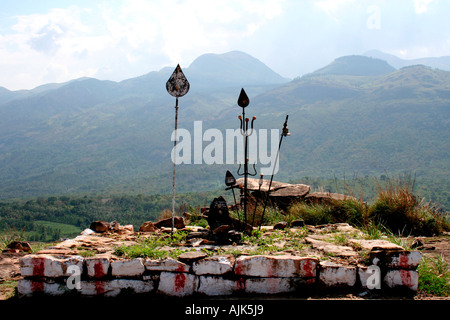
[157,271,198,297]
[234,255,317,278]
[319,261,357,287]
[111,258,145,277]
[20,254,83,278]
[85,256,110,278]
[384,270,419,291]
[193,255,234,275]
[197,276,240,296]
[18,279,67,297]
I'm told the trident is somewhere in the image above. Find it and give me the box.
[236,88,257,226]
[166,65,190,235]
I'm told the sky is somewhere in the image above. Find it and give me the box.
[0,0,449,91]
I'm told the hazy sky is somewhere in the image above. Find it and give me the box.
[1,0,449,90]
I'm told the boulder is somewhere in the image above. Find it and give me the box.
[235,178,309,196]
[290,219,305,228]
[139,221,156,232]
[154,216,186,229]
[90,221,111,233]
[273,221,288,230]
[7,241,32,252]
[213,225,232,235]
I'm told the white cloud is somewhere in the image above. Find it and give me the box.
[0,0,285,90]
[414,0,433,14]
[315,0,357,18]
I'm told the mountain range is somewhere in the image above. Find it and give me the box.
[0,50,448,209]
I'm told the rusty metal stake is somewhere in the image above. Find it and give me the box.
[166,65,190,235]
[259,115,290,231]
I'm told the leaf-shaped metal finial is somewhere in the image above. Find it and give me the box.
[166,64,190,98]
[237,88,249,108]
[225,170,236,186]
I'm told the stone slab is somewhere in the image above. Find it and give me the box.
[370,250,422,269]
[234,255,318,278]
[20,254,84,278]
[384,270,419,291]
[319,261,357,287]
[144,257,190,273]
[85,256,110,278]
[348,239,404,251]
[245,277,315,295]
[111,258,145,277]
[197,276,241,296]
[157,271,198,297]
[18,279,67,297]
[81,279,155,297]
[305,237,358,257]
[192,255,235,275]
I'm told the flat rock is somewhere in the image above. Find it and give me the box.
[348,239,404,251]
[235,178,310,197]
[178,251,208,263]
[144,257,190,272]
[305,237,358,257]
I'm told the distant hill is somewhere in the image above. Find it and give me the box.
[312,55,396,76]
[364,49,450,71]
[0,51,448,210]
[187,51,289,88]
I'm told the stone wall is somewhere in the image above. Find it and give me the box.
[18,250,421,298]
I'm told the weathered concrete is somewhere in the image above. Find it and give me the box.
[192,255,234,275]
[19,254,83,278]
[85,256,110,278]
[157,271,198,297]
[197,276,240,296]
[319,261,357,287]
[370,250,422,269]
[384,270,419,291]
[81,279,155,297]
[234,255,317,278]
[111,258,145,277]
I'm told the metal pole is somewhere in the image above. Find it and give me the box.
[166,64,189,236]
[171,97,179,235]
[259,115,290,230]
[251,174,264,226]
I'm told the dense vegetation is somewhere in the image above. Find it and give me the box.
[0,191,217,241]
[0,174,448,243]
[0,54,448,214]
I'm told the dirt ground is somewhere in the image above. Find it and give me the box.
[1,233,449,301]
[0,251,25,300]
[420,236,450,265]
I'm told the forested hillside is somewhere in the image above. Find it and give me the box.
[0,52,448,212]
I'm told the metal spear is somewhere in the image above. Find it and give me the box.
[259,115,290,231]
[166,65,190,235]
